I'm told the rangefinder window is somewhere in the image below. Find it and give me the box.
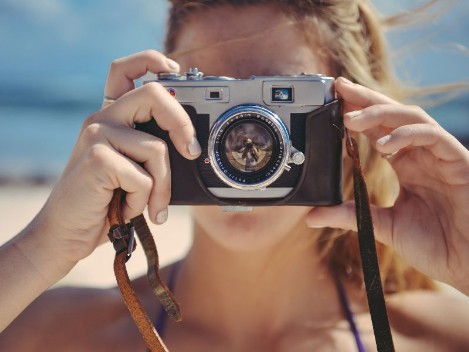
[207,89,222,100]
[271,87,293,102]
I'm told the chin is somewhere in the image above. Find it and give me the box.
[191,205,312,252]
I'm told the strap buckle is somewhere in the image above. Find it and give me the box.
[108,223,135,261]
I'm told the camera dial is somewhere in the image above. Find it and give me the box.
[186,67,204,80]
[157,72,181,80]
[289,147,305,165]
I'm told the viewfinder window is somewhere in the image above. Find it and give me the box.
[210,91,221,99]
[206,89,222,100]
[271,87,293,102]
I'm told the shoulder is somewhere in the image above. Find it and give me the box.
[0,285,135,351]
[387,289,469,350]
[22,285,126,324]
[0,263,179,352]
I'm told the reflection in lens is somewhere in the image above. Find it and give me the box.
[224,122,273,173]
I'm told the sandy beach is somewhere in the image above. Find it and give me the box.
[0,184,193,288]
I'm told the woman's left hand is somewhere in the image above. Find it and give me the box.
[306,77,469,293]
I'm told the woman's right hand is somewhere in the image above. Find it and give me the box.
[29,50,201,279]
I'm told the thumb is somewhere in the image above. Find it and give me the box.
[306,201,393,246]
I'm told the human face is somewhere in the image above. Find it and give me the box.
[172,5,331,252]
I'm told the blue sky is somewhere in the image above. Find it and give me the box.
[0,0,468,100]
[0,0,169,100]
[0,0,467,179]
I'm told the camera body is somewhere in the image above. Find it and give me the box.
[136,68,343,206]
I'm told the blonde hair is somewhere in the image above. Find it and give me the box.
[165,0,436,293]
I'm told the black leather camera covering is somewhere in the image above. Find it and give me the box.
[135,100,343,206]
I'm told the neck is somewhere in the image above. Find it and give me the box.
[174,220,345,343]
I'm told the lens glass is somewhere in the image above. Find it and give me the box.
[223,122,273,173]
[209,106,288,188]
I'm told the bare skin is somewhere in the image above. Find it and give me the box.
[2,263,469,351]
[1,4,469,352]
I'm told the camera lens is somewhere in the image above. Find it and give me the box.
[223,122,273,173]
[208,105,290,190]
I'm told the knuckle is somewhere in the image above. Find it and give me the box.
[408,104,424,114]
[365,104,382,116]
[433,123,449,138]
[142,81,166,98]
[408,105,432,121]
[80,122,105,144]
[86,143,111,168]
[109,58,123,73]
[149,139,168,156]
[82,112,99,128]
[141,175,154,193]
[141,49,163,61]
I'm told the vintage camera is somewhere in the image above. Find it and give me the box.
[136,68,343,207]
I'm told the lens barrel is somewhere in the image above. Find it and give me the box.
[208,105,290,190]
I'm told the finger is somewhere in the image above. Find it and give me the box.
[101,98,116,109]
[306,201,393,247]
[335,77,399,110]
[103,125,171,224]
[82,142,153,221]
[344,104,435,133]
[93,82,202,160]
[105,50,180,100]
[375,123,468,163]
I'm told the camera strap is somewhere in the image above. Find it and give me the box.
[107,188,180,352]
[106,132,395,352]
[345,131,395,352]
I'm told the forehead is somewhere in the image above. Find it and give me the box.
[171,5,329,78]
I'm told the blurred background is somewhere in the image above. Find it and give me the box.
[0,0,467,287]
[0,0,468,183]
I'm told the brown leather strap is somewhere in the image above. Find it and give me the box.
[114,251,168,352]
[107,189,181,352]
[131,215,182,322]
[346,132,395,352]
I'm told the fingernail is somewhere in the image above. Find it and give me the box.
[188,137,202,156]
[155,208,168,224]
[308,224,326,229]
[339,77,353,85]
[166,58,180,70]
[347,110,362,119]
[307,220,326,229]
[377,135,391,146]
